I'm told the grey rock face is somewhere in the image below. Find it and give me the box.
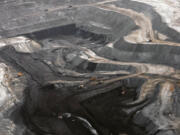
[0,0,179,135]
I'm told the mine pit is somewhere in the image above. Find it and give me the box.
[0,0,180,135]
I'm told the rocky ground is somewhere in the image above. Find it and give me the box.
[0,0,180,135]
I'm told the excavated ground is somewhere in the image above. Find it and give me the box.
[0,0,180,135]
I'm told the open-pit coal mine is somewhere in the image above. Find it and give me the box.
[0,0,180,135]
